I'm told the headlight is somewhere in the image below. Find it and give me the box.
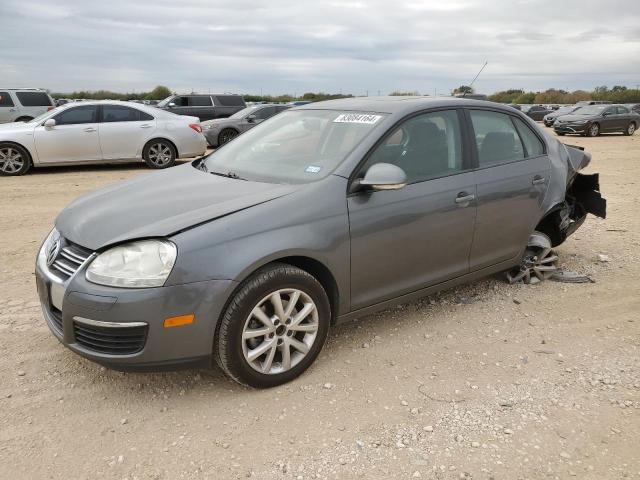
[86,239,177,288]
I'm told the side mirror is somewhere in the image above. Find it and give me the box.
[44,118,56,128]
[168,102,176,108]
[602,111,611,117]
[246,114,256,123]
[355,163,407,192]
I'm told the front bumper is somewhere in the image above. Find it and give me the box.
[554,123,589,134]
[36,244,236,371]
[202,129,220,147]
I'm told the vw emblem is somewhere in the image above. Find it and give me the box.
[46,239,60,267]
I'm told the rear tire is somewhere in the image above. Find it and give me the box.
[0,143,31,176]
[624,122,636,136]
[143,139,176,169]
[215,263,331,388]
[556,132,565,136]
[586,123,600,137]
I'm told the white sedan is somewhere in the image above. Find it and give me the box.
[0,101,207,176]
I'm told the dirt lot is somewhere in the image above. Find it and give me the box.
[1,132,639,480]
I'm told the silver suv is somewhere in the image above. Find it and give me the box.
[0,88,55,123]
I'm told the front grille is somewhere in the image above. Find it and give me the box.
[73,321,148,355]
[50,307,63,334]
[50,241,93,280]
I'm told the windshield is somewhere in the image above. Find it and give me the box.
[229,106,260,119]
[555,106,576,115]
[201,110,386,184]
[156,96,174,107]
[574,105,607,115]
[28,107,61,123]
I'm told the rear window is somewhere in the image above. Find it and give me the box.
[189,96,213,107]
[215,95,245,107]
[0,92,14,107]
[16,91,53,107]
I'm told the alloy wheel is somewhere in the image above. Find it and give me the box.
[241,288,319,375]
[219,130,238,145]
[628,124,636,135]
[507,232,559,284]
[0,146,25,174]
[589,124,599,137]
[147,143,173,167]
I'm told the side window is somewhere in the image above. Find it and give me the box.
[102,105,141,122]
[603,107,616,116]
[469,110,524,167]
[15,91,53,107]
[617,106,630,114]
[215,95,245,107]
[53,106,97,125]
[0,92,15,107]
[189,96,213,107]
[172,96,188,107]
[361,110,464,184]
[512,117,545,157]
[255,106,276,120]
[140,111,154,121]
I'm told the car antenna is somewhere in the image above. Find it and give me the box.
[463,61,488,98]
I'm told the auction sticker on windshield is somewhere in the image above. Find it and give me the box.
[333,113,381,124]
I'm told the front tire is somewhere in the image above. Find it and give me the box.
[215,263,331,388]
[586,123,600,137]
[143,139,176,169]
[624,122,636,136]
[0,143,31,176]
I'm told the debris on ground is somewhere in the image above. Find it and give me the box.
[550,270,595,283]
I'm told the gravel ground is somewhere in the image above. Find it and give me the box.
[0,133,638,479]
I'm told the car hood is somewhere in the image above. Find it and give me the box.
[556,114,596,122]
[56,163,300,250]
[0,121,34,132]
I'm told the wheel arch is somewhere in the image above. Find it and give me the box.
[142,137,179,158]
[534,202,566,247]
[0,140,34,166]
[234,255,340,325]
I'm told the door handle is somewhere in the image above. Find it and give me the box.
[83,127,96,132]
[140,124,152,128]
[9,108,17,112]
[532,175,546,185]
[455,192,475,204]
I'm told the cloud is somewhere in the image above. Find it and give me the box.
[0,0,638,95]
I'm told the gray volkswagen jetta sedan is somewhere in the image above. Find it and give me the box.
[36,97,606,388]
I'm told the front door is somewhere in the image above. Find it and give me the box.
[348,109,477,310]
[34,105,101,163]
[466,109,551,270]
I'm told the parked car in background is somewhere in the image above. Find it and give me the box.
[543,105,581,127]
[0,88,55,123]
[35,97,605,387]
[554,104,639,137]
[56,98,72,107]
[575,100,611,107]
[0,101,206,176]
[507,104,522,111]
[201,103,291,147]
[157,94,246,121]
[626,103,640,114]
[523,105,554,121]
[289,101,312,106]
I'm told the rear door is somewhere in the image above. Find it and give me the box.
[466,109,550,270]
[600,106,618,132]
[615,106,632,131]
[0,91,16,123]
[34,105,101,163]
[348,109,477,309]
[213,95,246,118]
[98,104,156,159]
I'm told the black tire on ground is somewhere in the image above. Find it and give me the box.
[556,132,565,136]
[215,263,331,388]
[142,139,176,169]
[0,142,31,176]
[15,117,33,122]
[623,122,636,136]
[218,128,239,146]
[586,123,600,137]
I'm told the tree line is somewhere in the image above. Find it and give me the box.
[49,85,640,104]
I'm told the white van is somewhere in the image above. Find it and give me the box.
[0,88,56,123]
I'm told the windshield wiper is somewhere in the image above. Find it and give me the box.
[210,170,247,181]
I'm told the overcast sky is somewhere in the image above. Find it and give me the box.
[1,0,639,95]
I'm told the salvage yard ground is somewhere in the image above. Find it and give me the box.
[0,134,638,479]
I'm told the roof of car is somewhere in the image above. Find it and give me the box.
[55,100,164,116]
[295,96,515,115]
